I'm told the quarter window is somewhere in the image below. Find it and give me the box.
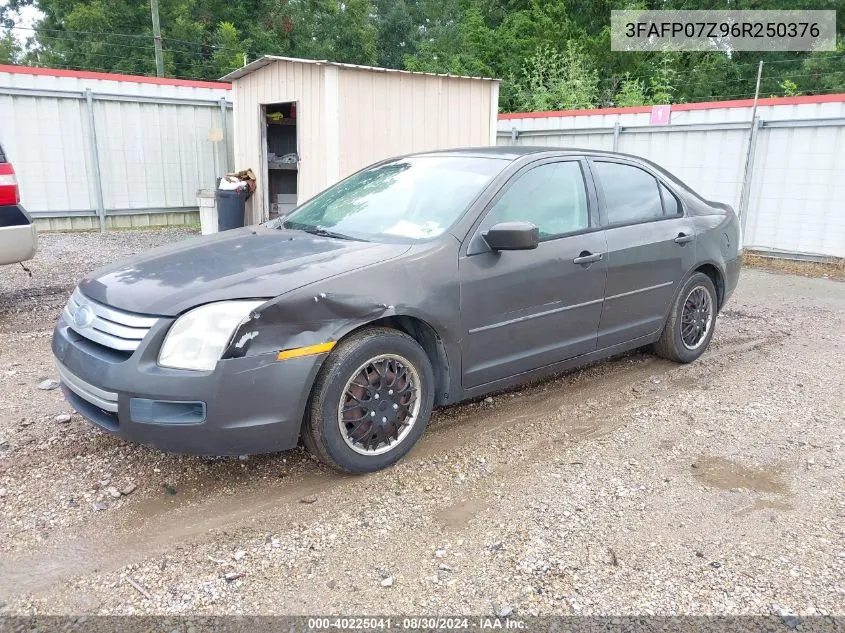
[482,162,589,239]
[594,161,664,225]
[659,182,681,216]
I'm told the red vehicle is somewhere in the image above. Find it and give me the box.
[0,141,38,265]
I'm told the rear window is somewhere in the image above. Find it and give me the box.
[0,143,5,163]
[594,161,664,225]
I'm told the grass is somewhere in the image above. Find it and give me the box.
[743,251,845,281]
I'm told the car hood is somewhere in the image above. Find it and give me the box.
[78,226,411,316]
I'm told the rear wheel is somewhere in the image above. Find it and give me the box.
[654,272,718,363]
[302,327,435,473]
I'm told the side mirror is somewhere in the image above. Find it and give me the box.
[482,221,540,251]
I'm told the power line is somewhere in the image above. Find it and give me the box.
[6,25,247,54]
[669,86,845,101]
[653,70,845,92]
[19,46,229,70]
[7,25,152,40]
[22,31,235,59]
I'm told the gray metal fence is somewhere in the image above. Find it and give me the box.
[497,98,845,260]
[0,68,233,231]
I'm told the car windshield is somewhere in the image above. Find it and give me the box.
[281,155,507,242]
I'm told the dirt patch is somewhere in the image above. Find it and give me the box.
[744,251,845,281]
[1,233,844,616]
[690,456,790,495]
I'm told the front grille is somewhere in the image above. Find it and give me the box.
[63,288,158,352]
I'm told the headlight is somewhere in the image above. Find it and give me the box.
[158,301,265,371]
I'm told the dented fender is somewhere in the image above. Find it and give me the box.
[221,240,463,395]
[224,292,401,359]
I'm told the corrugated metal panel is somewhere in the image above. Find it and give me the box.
[93,100,228,210]
[746,124,845,257]
[497,99,845,258]
[0,92,95,213]
[232,59,325,223]
[0,68,232,219]
[336,69,495,180]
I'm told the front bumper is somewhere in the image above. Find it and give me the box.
[52,315,323,455]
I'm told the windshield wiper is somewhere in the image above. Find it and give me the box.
[298,226,364,241]
[280,220,367,241]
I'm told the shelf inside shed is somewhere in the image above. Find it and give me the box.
[264,101,299,220]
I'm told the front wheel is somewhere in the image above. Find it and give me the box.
[302,327,435,473]
[653,272,718,363]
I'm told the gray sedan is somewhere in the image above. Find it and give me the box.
[52,147,741,473]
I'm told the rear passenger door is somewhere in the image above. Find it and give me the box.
[590,159,696,349]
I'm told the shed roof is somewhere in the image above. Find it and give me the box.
[220,55,499,83]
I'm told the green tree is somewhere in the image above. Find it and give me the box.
[512,42,599,111]
[373,0,420,68]
[0,30,21,63]
[614,73,648,106]
[210,22,247,74]
[649,55,678,105]
[1,0,843,107]
[779,79,802,97]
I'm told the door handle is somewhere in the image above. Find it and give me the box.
[573,251,603,265]
[674,232,694,245]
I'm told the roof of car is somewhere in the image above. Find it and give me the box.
[411,146,638,161]
[409,146,711,205]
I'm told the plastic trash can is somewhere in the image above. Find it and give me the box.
[215,188,248,231]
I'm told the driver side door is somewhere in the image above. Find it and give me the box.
[458,158,608,389]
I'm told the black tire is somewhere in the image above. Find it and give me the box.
[302,327,435,473]
[653,272,718,363]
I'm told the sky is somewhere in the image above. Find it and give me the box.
[1,1,43,43]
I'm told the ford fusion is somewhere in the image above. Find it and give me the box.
[53,148,741,473]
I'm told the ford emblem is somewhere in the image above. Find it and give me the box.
[73,304,95,329]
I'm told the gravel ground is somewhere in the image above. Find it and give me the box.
[0,229,843,617]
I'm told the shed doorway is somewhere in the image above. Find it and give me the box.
[262,102,298,220]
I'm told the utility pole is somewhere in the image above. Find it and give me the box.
[737,60,764,238]
[749,59,764,119]
[150,0,164,77]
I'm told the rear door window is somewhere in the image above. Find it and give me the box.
[594,161,665,225]
[0,143,6,163]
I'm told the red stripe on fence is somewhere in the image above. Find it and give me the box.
[499,93,845,119]
[0,64,231,89]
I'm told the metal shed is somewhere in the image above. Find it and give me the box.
[221,56,500,224]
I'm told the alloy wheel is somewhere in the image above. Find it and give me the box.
[680,285,713,350]
[337,354,421,456]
